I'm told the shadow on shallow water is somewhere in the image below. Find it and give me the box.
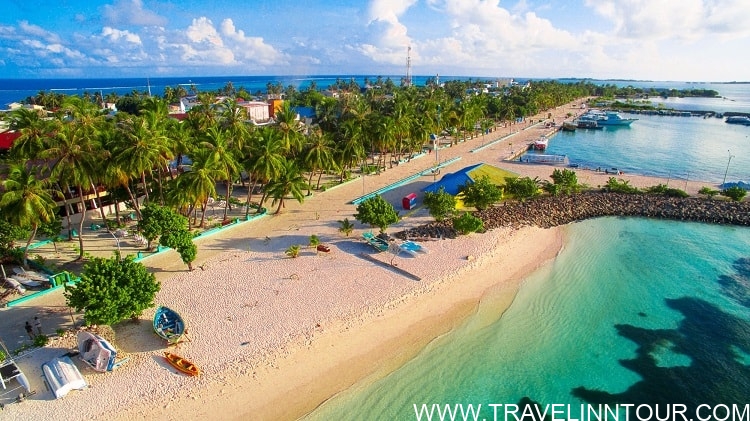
[570,256,750,419]
[520,255,750,420]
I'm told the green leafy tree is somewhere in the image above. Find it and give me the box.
[0,164,59,267]
[453,212,484,235]
[160,229,197,271]
[354,195,399,234]
[0,219,28,259]
[139,204,188,249]
[722,186,747,202]
[37,216,64,254]
[504,176,541,201]
[65,253,160,325]
[423,187,457,222]
[459,175,503,210]
[548,168,580,196]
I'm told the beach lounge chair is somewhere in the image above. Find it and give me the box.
[362,232,389,252]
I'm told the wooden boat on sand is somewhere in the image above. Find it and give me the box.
[153,306,186,345]
[163,352,200,376]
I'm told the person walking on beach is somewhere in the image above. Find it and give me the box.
[34,316,42,335]
[25,321,34,339]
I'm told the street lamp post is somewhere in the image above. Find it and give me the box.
[722,150,735,187]
[108,230,121,259]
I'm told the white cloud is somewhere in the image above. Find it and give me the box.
[102,0,167,27]
[358,0,418,64]
[585,0,750,40]
[102,27,142,45]
[18,20,62,43]
[219,19,286,66]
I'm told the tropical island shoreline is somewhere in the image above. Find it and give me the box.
[2,96,745,421]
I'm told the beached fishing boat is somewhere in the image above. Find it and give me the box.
[41,356,87,399]
[77,331,128,372]
[153,306,186,345]
[163,352,200,376]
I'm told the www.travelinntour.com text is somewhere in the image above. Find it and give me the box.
[413,403,750,421]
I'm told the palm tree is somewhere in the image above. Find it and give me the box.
[200,126,242,220]
[245,126,286,213]
[265,159,307,214]
[115,115,170,206]
[0,164,59,267]
[7,108,54,160]
[274,101,305,156]
[42,122,102,260]
[302,128,337,194]
[173,148,220,227]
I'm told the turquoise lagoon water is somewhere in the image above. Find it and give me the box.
[306,218,750,420]
[536,113,750,186]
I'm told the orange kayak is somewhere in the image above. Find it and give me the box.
[163,352,200,376]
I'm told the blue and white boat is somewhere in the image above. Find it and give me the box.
[77,331,128,372]
[153,306,186,345]
[580,110,637,126]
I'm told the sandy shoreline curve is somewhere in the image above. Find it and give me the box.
[2,98,726,421]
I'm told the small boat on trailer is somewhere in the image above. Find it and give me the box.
[153,306,186,345]
[163,352,200,376]
[0,339,31,396]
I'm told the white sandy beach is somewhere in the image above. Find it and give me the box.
[0,100,720,421]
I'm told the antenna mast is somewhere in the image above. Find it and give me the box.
[405,45,412,87]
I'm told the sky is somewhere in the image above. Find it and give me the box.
[1,0,749,81]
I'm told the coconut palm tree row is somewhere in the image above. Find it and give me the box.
[1,79,598,261]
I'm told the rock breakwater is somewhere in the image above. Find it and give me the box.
[396,192,750,239]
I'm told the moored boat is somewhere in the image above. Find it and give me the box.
[153,306,186,345]
[562,121,577,131]
[725,116,750,125]
[576,119,601,129]
[532,137,548,150]
[580,110,637,126]
[163,352,200,376]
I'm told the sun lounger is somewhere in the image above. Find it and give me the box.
[362,232,389,252]
[11,275,43,288]
[4,278,26,294]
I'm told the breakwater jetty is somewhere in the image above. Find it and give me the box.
[396,193,750,239]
